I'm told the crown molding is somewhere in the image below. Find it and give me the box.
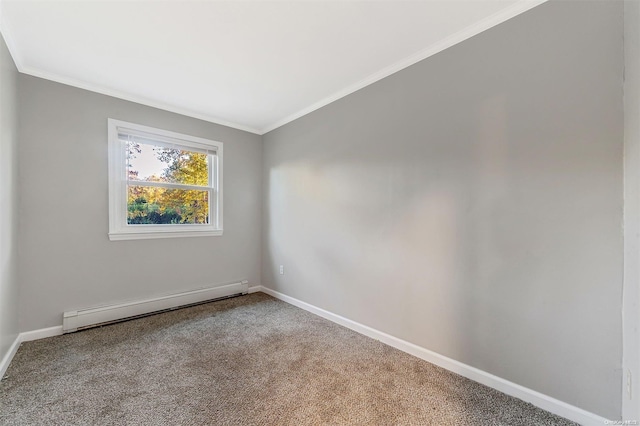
[20,65,262,135]
[0,0,23,73]
[0,0,547,137]
[259,0,548,135]
[0,4,261,135]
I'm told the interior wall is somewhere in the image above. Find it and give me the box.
[262,0,623,419]
[0,34,19,364]
[17,75,262,332]
[624,0,640,421]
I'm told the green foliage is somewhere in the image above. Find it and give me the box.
[127,196,182,224]
[127,148,210,225]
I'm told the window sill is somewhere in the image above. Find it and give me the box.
[109,229,223,241]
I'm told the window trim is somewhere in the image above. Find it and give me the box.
[108,119,223,241]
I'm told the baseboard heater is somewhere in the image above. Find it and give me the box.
[62,280,249,333]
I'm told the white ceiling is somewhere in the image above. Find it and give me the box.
[0,0,545,135]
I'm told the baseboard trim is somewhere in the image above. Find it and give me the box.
[1,283,261,376]
[0,334,21,380]
[63,281,249,333]
[0,325,64,380]
[259,286,610,426]
[1,287,612,424]
[20,326,64,342]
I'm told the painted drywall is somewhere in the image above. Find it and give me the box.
[624,0,640,421]
[262,0,623,419]
[0,34,19,365]
[17,75,262,331]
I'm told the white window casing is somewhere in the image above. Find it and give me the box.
[108,119,223,241]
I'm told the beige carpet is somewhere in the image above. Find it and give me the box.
[0,292,575,425]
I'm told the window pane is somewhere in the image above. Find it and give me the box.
[127,185,210,225]
[126,141,209,187]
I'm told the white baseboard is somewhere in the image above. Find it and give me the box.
[1,286,611,424]
[258,286,610,426]
[0,325,64,380]
[1,281,254,378]
[20,326,64,342]
[0,334,21,380]
[63,281,249,333]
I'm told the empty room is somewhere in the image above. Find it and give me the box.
[0,0,638,424]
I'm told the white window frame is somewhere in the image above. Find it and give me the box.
[108,119,223,241]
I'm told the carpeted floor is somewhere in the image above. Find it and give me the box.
[0,292,575,425]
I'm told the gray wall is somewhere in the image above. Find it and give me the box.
[624,0,640,421]
[262,0,623,419]
[18,76,262,331]
[0,35,19,365]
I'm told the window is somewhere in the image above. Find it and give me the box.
[108,119,223,240]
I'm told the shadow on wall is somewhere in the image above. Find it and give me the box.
[262,79,621,419]
[262,2,623,419]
